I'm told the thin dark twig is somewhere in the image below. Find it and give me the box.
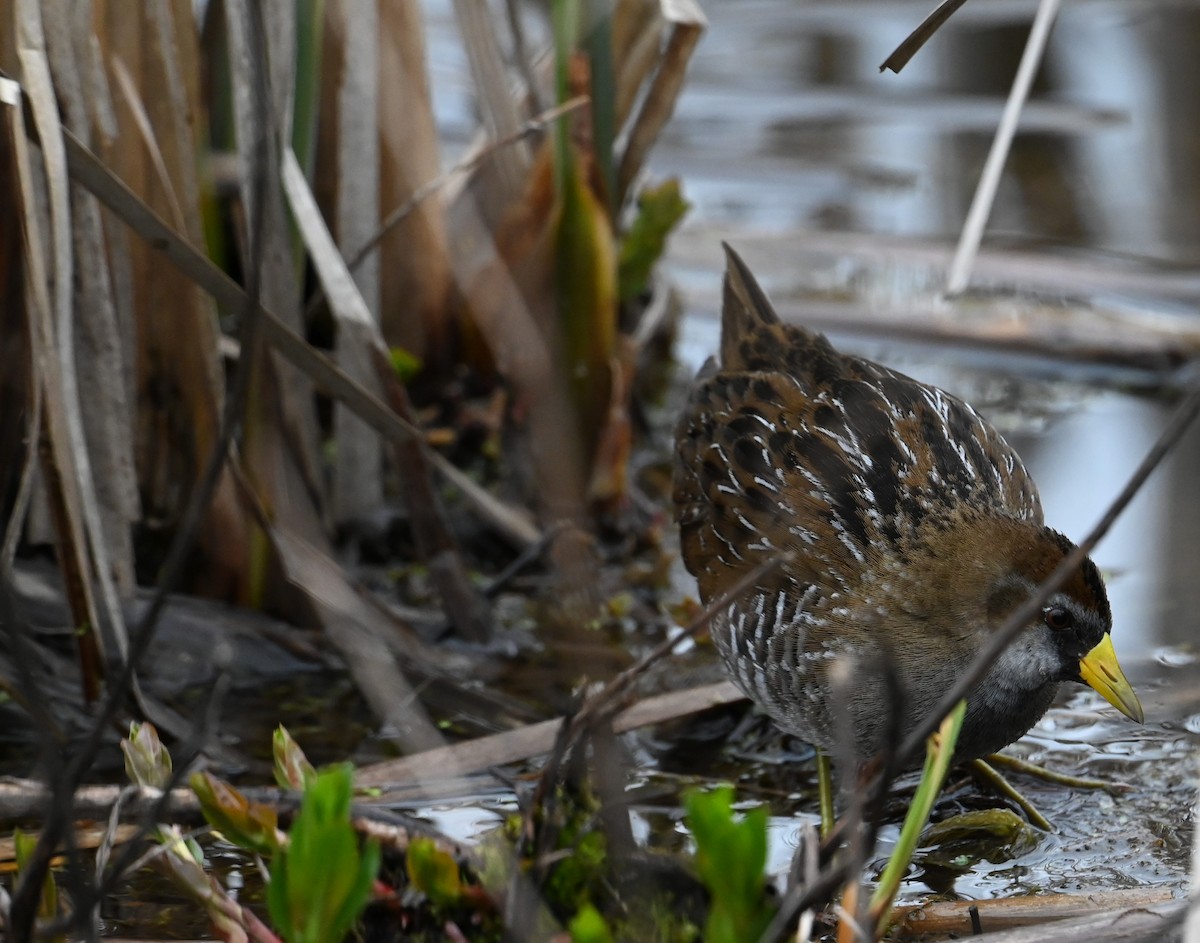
[93,783,138,925]
[763,856,858,943]
[300,96,586,324]
[123,0,270,674]
[431,521,566,641]
[503,0,543,117]
[40,668,235,940]
[0,568,73,938]
[79,673,234,923]
[500,561,791,937]
[480,521,567,600]
[759,829,814,943]
[880,0,971,73]
[504,704,580,940]
[815,652,905,943]
[857,649,909,862]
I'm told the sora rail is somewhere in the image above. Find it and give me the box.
[674,245,1143,763]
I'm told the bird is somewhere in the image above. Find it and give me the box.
[673,244,1143,766]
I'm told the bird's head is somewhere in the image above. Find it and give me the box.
[984,526,1143,724]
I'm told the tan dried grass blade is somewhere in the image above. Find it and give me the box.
[0,79,41,568]
[270,528,445,754]
[57,125,540,550]
[613,0,665,128]
[225,0,326,539]
[879,0,970,74]
[109,53,186,230]
[13,7,123,685]
[44,0,139,598]
[616,0,705,203]
[94,0,250,599]
[355,681,743,794]
[282,148,493,641]
[377,1,454,366]
[451,0,529,208]
[321,0,382,521]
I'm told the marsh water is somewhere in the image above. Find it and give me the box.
[15,1,1200,935]
[425,0,1200,910]
[83,1,1200,933]
[661,0,1200,907]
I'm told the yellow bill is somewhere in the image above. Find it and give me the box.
[1078,634,1144,724]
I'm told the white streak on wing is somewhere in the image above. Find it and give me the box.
[787,524,816,544]
[746,413,777,433]
[797,466,822,488]
[894,434,917,465]
[713,530,744,563]
[731,508,757,533]
[754,475,780,494]
[830,517,866,563]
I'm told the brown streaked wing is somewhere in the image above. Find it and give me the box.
[843,351,1045,531]
[674,323,1043,604]
[674,360,868,601]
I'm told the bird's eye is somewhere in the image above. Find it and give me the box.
[1043,606,1074,630]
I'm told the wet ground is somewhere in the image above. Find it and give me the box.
[6,0,1199,935]
[426,0,1200,912]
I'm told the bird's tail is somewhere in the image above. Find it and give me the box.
[721,242,780,364]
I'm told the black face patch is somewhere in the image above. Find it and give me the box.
[1043,529,1112,629]
[1045,601,1106,666]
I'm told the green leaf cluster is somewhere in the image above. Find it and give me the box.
[684,786,775,943]
[273,723,318,791]
[121,721,173,790]
[267,763,381,943]
[190,770,282,857]
[619,179,691,303]
[547,825,609,912]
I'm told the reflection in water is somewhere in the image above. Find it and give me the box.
[1054,4,1200,260]
[659,0,1200,259]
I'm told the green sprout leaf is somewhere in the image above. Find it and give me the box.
[157,825,259,940]
[684,785,774,943]
[190,771,282,857]
[618,178,690,302]
[273,725,317,791]
[121,721,173,790]
[267,764,380,943]
[870,699,967,930]
[14,829,59,930]
[569,903,614,943]
[389,345,422,382]
[406,836,463,908]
